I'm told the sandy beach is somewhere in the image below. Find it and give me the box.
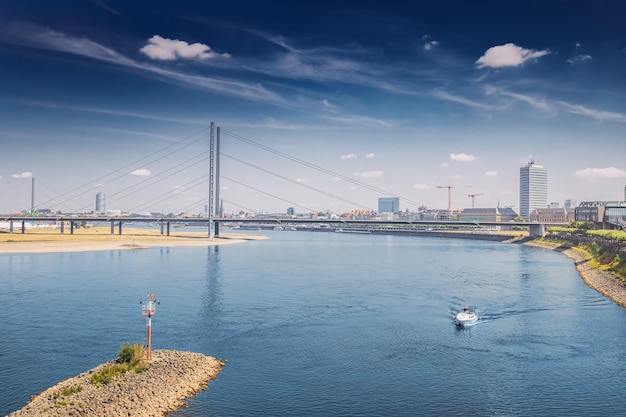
[0,227,267,254]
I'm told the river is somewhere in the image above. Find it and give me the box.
[2,231,626,416]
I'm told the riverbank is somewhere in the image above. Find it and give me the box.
[523,240,626,308]
[0,227,266,253]
[7,350,224,417]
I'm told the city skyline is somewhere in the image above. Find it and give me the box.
[1,1,625,215]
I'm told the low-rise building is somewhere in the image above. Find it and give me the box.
[529,207,573,223]
[575,201,626,229]
[458,207,517,222]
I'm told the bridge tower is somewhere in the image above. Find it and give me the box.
[208,123,215,237]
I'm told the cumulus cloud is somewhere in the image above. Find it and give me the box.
[476,43,550,68]
[353,170,383,178]
[413,183,429,190]
[130,169,151,176]
[421,34,439,51]
[365,152,375,159]
[484,171,498,177]
[575,167,626,179]
[140,35,231,61]
[12,171,32,179]
[422,40,439,51]
[340,153,357,160]
[450,153,475,162]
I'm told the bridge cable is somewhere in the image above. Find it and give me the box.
[33,127,210,212]
[221,176,317,213]
[221,129,428,208]
[222,153,375,212]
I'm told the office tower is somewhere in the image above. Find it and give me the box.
[519,161,548,220]
[378,197,400,213]
[95,192,106,214]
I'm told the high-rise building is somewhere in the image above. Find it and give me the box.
[378,197,400,213]
[519,161,548,220]
[95,192,106,214]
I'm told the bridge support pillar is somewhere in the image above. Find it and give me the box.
[21,221,25,234]
[70,221,74,235]
[160,222,164,236]
[9,220,13,234]
[60,222,65,235]
[167,222,170,236]
[529,223,546,237]
[110,221,115,235]
[214,221,219,238]
[118,222,123,235]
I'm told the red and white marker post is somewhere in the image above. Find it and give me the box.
[141,293,157,360]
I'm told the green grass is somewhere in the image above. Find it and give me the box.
[90,342,148,385]
[52,385,82,399]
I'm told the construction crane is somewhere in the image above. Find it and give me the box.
[468,193,484,208]
[437,185,471,211]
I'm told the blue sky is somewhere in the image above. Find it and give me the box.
[1,0,625,215]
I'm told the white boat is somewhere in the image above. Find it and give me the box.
[455,307,478,326]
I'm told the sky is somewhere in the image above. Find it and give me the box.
[1,0,625,216]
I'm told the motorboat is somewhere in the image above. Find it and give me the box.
[455,307,478,326]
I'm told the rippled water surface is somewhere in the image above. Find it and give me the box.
[2,231,626,416]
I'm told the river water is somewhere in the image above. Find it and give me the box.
[2,231,626,416]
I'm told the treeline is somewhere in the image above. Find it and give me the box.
[544,224,626,280]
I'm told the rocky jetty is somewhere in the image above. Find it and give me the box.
[8,350,224,417]
[524,241,626,308]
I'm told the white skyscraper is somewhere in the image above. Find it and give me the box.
[519,161,548,220]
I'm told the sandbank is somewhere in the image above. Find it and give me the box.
[0,227,267,254]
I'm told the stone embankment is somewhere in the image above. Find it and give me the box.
[524,241,626,308]
[8,350,224,417]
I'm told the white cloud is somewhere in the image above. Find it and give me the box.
[413,183,429,190]
[130,169,151,176]
[484,171,498,177]
[295,178,307,183]
[0,22,280,103]
[340,153,357,160]
[441,162,450,168]
[12,171,32,179]
[499,90,550,111]
[433,91,493,110]
[365,152,375,159]
[450,153,475,162]
[476,43,550,68]
[353,170,383,178]
[422,40,439,51]
[567,54,592,65]
[575,167,626,179]
[448,174,464,180]
[140,35,231,61]
[559,101,626,123]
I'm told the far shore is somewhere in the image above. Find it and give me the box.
[0,227,267,254]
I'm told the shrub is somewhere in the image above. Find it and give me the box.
[90,343,148,386]
[118,342,146,368]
